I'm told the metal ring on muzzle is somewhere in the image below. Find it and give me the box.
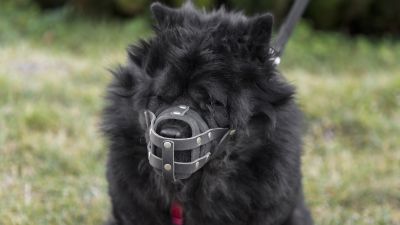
[144,105,234,182]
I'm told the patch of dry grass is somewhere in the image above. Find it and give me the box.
[287,70,400,225]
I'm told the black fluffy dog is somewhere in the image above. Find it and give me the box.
[101,2,313,225]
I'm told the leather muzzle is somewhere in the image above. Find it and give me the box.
[144,105,234,182]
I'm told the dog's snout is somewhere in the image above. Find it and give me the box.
[159,126,184,138]
[157,120,191,138]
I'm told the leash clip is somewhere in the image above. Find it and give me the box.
[269,47,281,66]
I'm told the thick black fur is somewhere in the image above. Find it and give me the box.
[101,2,313,225]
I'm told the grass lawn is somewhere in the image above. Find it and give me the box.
[0,2,399,225]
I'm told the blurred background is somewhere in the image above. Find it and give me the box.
[0,0,399,224]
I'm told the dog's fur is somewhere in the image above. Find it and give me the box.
[101,2,313,225]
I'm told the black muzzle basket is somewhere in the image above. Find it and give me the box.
[144,105,234,182]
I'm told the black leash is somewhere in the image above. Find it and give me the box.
[270,0,309,65]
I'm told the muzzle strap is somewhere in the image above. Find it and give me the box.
[149,127,229,150]
[161,140,175,181]
[148,147,211,180]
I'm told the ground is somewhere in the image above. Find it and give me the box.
[0,3,399,225]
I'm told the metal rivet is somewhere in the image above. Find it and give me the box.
[195,162,199,168]
[196,137,202,145]
[229,130,236,136]
[179,105,187,109]
[164,141,172,149]
[164,164,171,171]
[172,111,181,115]
[208,132,212,139]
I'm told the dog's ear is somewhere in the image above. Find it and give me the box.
[244,13,274,61]
[249,13,274,45]
[151,2,180,29]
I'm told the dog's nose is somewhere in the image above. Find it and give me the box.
[158,121,191,138]
[159,127,184,138]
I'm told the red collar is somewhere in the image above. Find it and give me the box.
[170,200,184,225]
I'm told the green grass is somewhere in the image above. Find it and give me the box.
[0,2,399,225]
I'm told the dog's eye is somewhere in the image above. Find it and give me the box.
[214,100,224,107]
[157,96,165,102]
[210,98,225,108]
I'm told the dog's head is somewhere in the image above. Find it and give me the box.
[104,2,296,180]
